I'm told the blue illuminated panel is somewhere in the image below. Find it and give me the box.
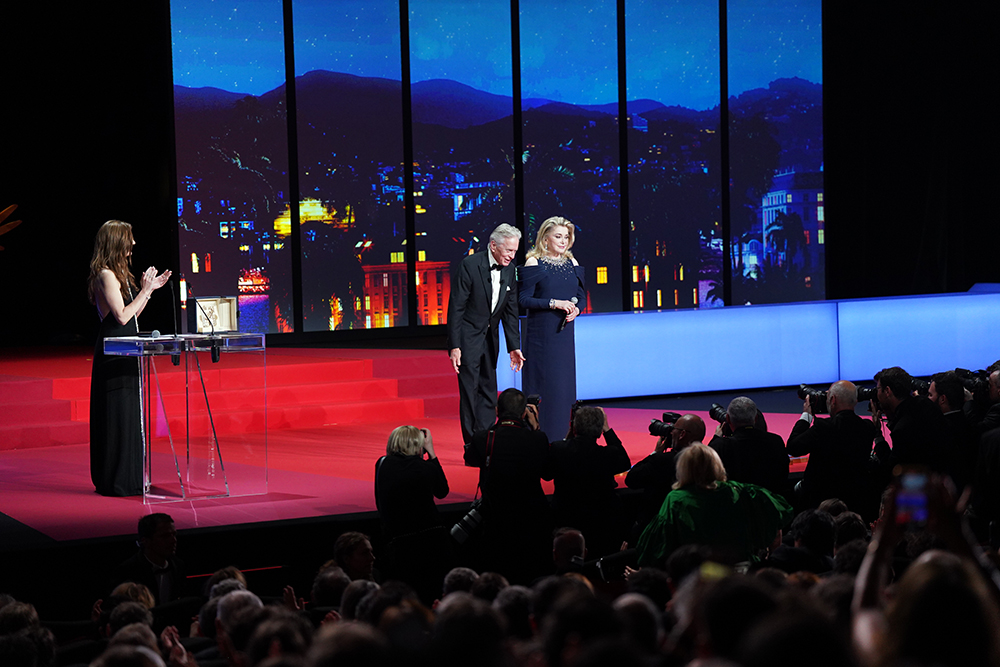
[838,293,1000,381]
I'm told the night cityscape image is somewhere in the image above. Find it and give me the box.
[171,0,822,334]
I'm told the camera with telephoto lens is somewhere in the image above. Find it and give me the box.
[797,385,830,414]
[649,411,681,437]
[527,394,541,406]
[708,403,727,424]
[955,368,990,396]
[451,498,485,544]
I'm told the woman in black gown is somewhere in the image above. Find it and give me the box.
[87,220,170,496]
[518,216,587,440]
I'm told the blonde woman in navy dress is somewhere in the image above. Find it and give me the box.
[518,216,587,440]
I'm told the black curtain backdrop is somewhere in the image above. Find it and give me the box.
[1,1,995,348]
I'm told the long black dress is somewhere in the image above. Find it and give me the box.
[90,296,143,496]
[518,258,587,440]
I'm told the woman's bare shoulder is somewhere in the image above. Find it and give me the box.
[524,257,539,266]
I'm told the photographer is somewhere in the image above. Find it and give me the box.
[708,397,790,497]
[626,414,706,539]
[787,381,877,514]
[550,406,632,558]
[929,370,977,491]
[375,425,452,603]
[967,367,1000,437]
[871,366,949,483]
[464,388,553,584]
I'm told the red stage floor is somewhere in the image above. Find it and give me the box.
[0,347,805,544]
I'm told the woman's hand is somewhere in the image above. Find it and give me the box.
[422,428,436,459]
[140,266,172,295]
[565,305,581,322]
[550,299,575,313]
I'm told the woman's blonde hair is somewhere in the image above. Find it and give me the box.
[386,425,424,456]
[526,216,576,261]
[110,582,156,609]
[673,442,726,490]
[88,220,136,304]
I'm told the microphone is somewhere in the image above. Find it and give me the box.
[558,297,579,333]
[194,298,222,363]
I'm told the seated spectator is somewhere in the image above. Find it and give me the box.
[310,565,351,610]
[374,425,452,604]
[552,527,586,575]
[306,622,390,667]
[817,497,849,517]
[112,513,186,605]
[433,593,509,667]
[339,580,379,621]
[834,511,869,550]
[108,582,155,610]
[613,592,664,656]
[332,532,376,582]
[492,585,534,641]
[637,444,793,567]
[245,608,314,667]
[766,509,836,575]
[470,572,508,603]
[202,566,247,598]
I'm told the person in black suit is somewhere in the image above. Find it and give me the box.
[447,223,526,444]
[786,380,877,513]
[708,396,789,497]
[111,513,186,605]
[871,366,949,477]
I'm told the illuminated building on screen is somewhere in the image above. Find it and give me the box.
[362,259,451,328]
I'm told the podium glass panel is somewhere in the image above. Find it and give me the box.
[103,334,267,503]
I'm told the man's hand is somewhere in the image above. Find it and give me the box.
[654,435,669,454]
[803,395,814,415]
[524,404,540,430]
[510,349,525,372]
[421,428,436,459]
[449,348,462,374]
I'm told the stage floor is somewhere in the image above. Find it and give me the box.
[0,347,807,547]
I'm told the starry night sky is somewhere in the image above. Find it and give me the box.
[170,0,821,109]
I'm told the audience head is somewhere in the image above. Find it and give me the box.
[90,645,166,667]
[833,512,868,549]
[209,578,246,601]
[216,590,263,637]
[204,566,247,597]
[698,574,779,661]
[110,583,155,610]
[664,544,714,592]
[108,602,153,636]
[470,572,509,604]
[572,406,604,439]
[434,593,509,667]
[306,622,391,667]
[674,443,726,490]
[542,594,622,667]
[107,623,159,653]
[881,550,1000,667]
[496,388,528,421]
[552,528,586,574]
[738,610,860,667]
[493,585,534,641]
[531,575,594,630]
[311,565,352,608]
[334,532,375,581]
[833,539,868,576]
[340,580,379,621]
[817,498,848,517]
[386,425,424,457]
[245,608,314,667]
[136,513,176,564]
[790,509,836,557]
[727,397,758,428]
[441,567,479,597]
[0,601,39,635]
[626,566,672,611]
[613,593,663,656]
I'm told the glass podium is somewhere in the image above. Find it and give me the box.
[103,333,267,503]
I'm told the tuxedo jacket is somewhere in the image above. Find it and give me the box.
[446,250,520,361]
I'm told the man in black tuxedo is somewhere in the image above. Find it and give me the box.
[447,223,526,444]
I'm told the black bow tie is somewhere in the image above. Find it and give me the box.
[491,264,502,272]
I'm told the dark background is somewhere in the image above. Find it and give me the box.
[1,1,995,348]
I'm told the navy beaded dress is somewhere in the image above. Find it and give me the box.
[518,258,587,440]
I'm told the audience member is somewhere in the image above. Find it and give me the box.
[470,572,509,603]
[549,406,632,558]
[332,532,376,582]
[930,370,977,490]
[551,528,586,576]
[833,511,868,549]
[440,567,479,597]
[637,443,793,567]
[112,513,186,605]
[709,397,790,496]
[339,580,379,622]
[871,366,949,478]
[766,509,836,575]
[492,585,534,641]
